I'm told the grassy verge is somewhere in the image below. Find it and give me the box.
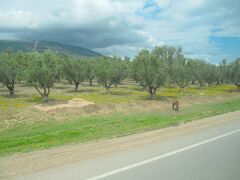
[1,97,240,157]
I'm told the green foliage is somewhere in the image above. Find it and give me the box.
[85,58,96,86]
[152,46,184,80]
[25,50,60,102]
[134,49,167,98]
[95,57,126,94]
[172,58,191,92]
[229,58,240,91]
[112,56,128,87]
[62,56,87,91]
[188,59,207,87]
[0,50,22,97]
[204,63,218,87]
[214,59,229,85]
[0,44,239,102]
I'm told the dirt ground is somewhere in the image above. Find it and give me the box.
[34,98,94,111]
[1,110,239,179]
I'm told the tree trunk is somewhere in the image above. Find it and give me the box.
[42,93,49,103]
[7,84,15,97]
[89,79,93,86]
[42,87,50,103]
[180,86,184,93]
[141,83,147,90]
[106,87,111,95]
[34,87,50,103]
[149,87,156,99]
[176,81,185,93]
[9,88,15,97]
[74,83,79,92]
[178,83,185,93]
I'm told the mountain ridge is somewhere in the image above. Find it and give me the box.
[0,40,102,57]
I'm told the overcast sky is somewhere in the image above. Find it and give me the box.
[0,0,239,63]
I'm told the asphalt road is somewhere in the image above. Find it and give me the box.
[18,117,240,180]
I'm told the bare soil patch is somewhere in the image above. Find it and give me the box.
[34,98,94,112]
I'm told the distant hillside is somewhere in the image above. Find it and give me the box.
[0,40,102,57]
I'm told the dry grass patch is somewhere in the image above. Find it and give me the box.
[34,98,94,112]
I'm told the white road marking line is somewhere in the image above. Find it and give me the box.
[86,129,240,180]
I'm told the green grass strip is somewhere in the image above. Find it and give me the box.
[1,97,240,157]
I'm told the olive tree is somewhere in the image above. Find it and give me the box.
[122,56,132,79]
[26,51,60,102]
[85,58,96,86]
[229,58,240,91]
[190,59,207,88]
[204,63,217,87]
[172,58,191,93]
[134,49,166,99]
[130,59,139,81]
[0,50,22,97]
[112,56,128,87]
[95,57,126,94]
[152,46,183,81]
[63,56,87,91]
[218,59,229,84]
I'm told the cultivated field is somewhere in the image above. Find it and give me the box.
[1,80,240,157]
